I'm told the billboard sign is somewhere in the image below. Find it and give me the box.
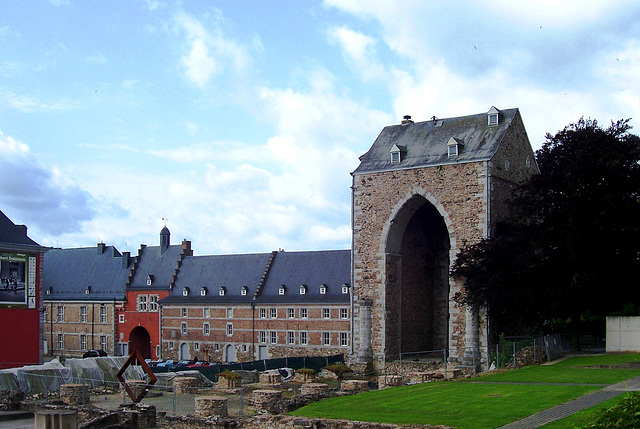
[0,252,36,307]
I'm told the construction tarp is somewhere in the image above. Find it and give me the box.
[66,357,146,389]
[153,370,214,391]
[0,359,71,395]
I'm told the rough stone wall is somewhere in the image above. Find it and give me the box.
[352,161,489,366]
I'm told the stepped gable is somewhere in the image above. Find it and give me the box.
[353,107,519,174]
[43,244,129,300]
[159,252,273,304]
[127,244,185,291]
[257,249,350,304]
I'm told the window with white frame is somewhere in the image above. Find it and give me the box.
[181,308,187,317]
[287,308,295,318]
[80,334,87,350]
[299,284,307,294]
[57,333,64,349]
[214,343,220,350]
[322,308,330,319]
[300,308,308,319]
[242,344,248,352]
[100,305,107,323]
[319,284,326,294]
[241,286,248,296]
[80,306,87,322]
[322,332,330,346]
[118,314,124,323]
[270,308,277,318]
[226,308,233,318]
[259,308,266,318]
[169,341,174,350]
[194,342,200,351]
[300,331,308,345]
[342,284,349,294]
[270,331,277,344]
[181,322,187,335]
[204,308,210,318]
[259,331,267,344]
[226,323,233,336]
[57,306,64,322]
[149,295,159,312]
[279,285,286,295]
[100,335,107,351]
[137,295,148,312]
[340,308,348,319]
[287,331,295,345]
[340,332,349,347]
[203,323,210,335]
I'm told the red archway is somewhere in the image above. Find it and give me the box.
[128,326,151,360]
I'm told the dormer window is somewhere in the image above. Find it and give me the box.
[182,287,190,296]
[390,144,406,164]
[219,286,226,296]
[299,284,307,295]
[447,137,463,157]
[279,285,286,295]
[200,287,208,296]
[342,283,350,294]
[319,284,327,295]
[147,275,154,286]
[487,106,500,126]
[85,286,91,295]
[46,287,52,295]
[241,286,248,296]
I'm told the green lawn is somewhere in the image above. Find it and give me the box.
[540,394,626,428]
[290,354,640,429]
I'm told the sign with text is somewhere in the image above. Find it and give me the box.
[0,252,35,306]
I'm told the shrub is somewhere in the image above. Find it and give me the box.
[324,363,352,380]
[297,368,316,375]
[583,393,640,428]
[217,371,242,380]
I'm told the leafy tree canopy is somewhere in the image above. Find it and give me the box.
[452,118,640,335]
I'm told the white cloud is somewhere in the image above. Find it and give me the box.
[328,26,386,81]
[0,130,96,236]
[174,10,251,88]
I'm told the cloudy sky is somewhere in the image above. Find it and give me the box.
[1,1,639,255]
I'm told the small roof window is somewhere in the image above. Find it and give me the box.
[147,275,154,286]
[390,144,406,164]
[320,284,327,294]
[182,287,190,296]
[85,286,91,295]
[342,283,350,294]
[487,106,500,126]
[219,286,226,296]
[447,137,463,157]
[279,285,286,295]
[241,286,248,296]
[200,287,208,296]
[299,284,307,295]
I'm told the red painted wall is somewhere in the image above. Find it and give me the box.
[119,290,169,360]
[0,253,42,369]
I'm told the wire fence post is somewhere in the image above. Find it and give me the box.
[172,388,176,416]
[443,349,448,380]
[513,342,517,366]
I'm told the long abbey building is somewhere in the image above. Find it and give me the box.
[35,107,536,371]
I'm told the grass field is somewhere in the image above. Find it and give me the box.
[290,354,640,429]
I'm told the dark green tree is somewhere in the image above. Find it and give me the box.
[452,118,640,340]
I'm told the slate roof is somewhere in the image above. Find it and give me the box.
[43,245,129,300]
[159,253,273,304]
[257,250,350,304]
[0,210,42,250]
[128,244,184,291]
[353,107,519,175]
[158,249,351,306]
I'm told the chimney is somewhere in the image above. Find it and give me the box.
[181,239,193,256]
[401,115,414,125]
[122,251,130,269]
[97,242,106,255]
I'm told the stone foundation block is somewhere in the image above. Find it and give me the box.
[35,410,78,429]
[252,389,282,414]
[60,384,88,406]
[259,372,281,385]
[195,395,228,418]
[301,383,330,396]
[407,372,434,383]
[173,376,199,394]
[341,379,369,392]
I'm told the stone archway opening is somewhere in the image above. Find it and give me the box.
[128,326,151,360]
[385,195,451,358]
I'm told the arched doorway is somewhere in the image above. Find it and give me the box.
[385,195,451,357]
[225,345,236,363]
[128,327,151,359]
[180,343,190,361]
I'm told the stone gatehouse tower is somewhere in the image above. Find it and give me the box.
[350,107,538,370]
